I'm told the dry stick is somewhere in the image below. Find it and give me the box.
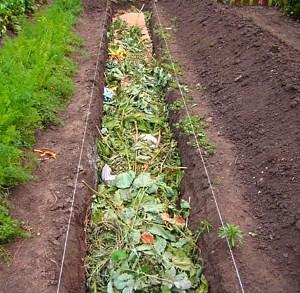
[96,125,115,154]
[134,121,139,173]
[156,128,162,148]
[142,144,166,172]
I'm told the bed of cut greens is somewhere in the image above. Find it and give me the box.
[86,17,208,293]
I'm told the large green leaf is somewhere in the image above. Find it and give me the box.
[113,273,134,291]
[112,171,135,189]
[133,173,154,189]
[147,225,176,242]
[142,201,164,213]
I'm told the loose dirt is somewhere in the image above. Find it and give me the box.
[154,0,300,292]
[0,0,108,292]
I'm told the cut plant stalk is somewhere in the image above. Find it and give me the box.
[86,14,208,292]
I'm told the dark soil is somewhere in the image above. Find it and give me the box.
[0,0,109,292]
[153,0,300,292]
[1,0,300,292]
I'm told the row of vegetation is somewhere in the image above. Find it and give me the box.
[274,0,300,19]
[0,0,81,252]
[86,18,209,292]
[221,0,300,19]
[0,0,46,36]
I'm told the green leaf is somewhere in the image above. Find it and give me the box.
[143,201,164,213]
[113,273,134,290]
[161,287,172,293]
[171,238,189,248]
[119,188,137,201]
[180,199,190,209]
[133,173,154,189]
[154,237,167,254]
[111,250,127,262]
[112,171,135,189]
[147,225,176,242]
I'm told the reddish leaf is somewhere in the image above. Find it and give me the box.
[141,232,155,244]
[175,215,186,225]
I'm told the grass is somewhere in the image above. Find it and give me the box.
[0,0,81,249]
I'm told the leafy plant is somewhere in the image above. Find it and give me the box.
[169,100,184,111]
[0,0,42,36]
[218,223,243,248]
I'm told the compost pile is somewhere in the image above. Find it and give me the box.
[86,16,208,293]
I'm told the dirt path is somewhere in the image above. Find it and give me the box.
[0,0,108,292]
[154,0,300,292]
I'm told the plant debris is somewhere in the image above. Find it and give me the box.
[86,16,208,293]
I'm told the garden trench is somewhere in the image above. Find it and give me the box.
[1,0,300,293]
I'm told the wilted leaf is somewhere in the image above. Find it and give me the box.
[161,212,177,225]
[174,273,192,290]
[141,232,155,244]
[199,274,209,293]
[133,173,154,189]
[130,230,141,245]
[112,171,135,189]
[154,237,167,254]
[172,255,193,271]
[180,199,190,209]
[113,273,134,290]
[175,215,185,226]
[161,212,172,222]
[143,202,164,213]
[147,225,176,242]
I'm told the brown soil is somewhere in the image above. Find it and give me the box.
[1,0,300,292]
[237,6,300,52]
[152,1,300,292]
[0,0,109,292]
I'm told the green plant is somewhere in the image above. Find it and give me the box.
[218,223,243,248]
[0,0,81,247]
[168,100,184,111]
[0,189,29,260]
[0,0,41,36]
[174,115,216,155]
[0,0,81,189]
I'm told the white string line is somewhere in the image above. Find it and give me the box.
[56,3,108,292]
[153,3,246,293]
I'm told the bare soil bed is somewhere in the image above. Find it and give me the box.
[0,0,109,292]
[154,0,300,292]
